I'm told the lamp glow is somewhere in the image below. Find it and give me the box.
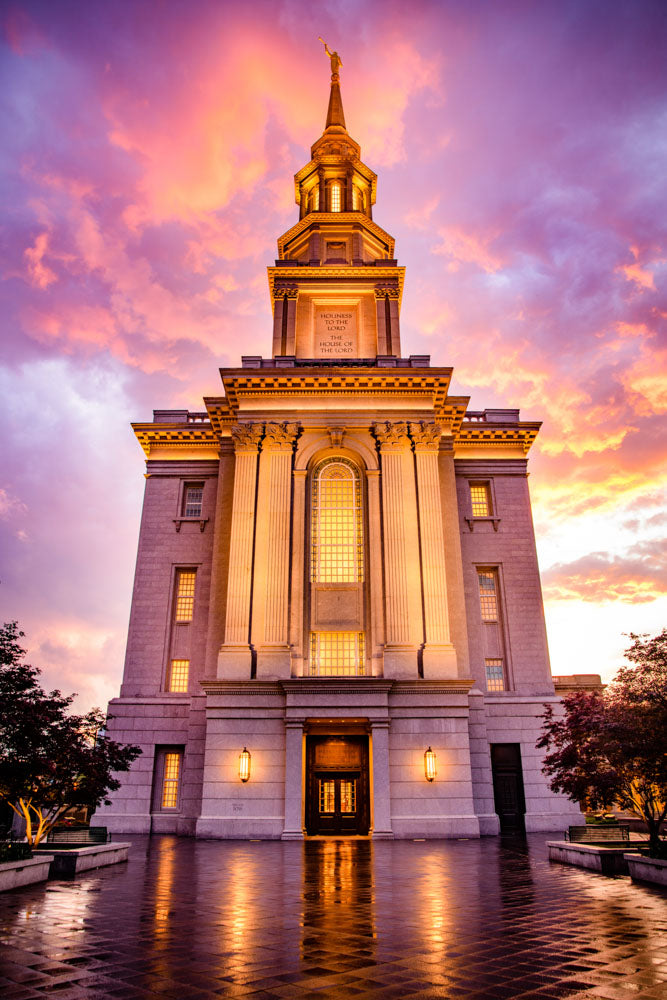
[424,746,437,782]
[239,747,251,782]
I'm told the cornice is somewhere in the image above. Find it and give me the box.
[454,421,541,454]
[132,423,219,457]
[268,263,405,309]
[216,367,458,424]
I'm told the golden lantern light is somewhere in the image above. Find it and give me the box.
[424,746,437,782]
[239,747,251,783]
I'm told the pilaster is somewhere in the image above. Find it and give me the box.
[410,421,458,679]
[374,286,389,355]
[281,719,305,839]
[366,469,385,676]
[253,422,299,679]
[289,470,307,675]
[370,721,393,838]
[374,421,423,677]
[217,423,263,680]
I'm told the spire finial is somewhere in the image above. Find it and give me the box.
[318,37,346,129]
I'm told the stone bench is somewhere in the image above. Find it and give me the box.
[566,824,629,843]
[0,855,54,892]
[35,842,130,877]
[548,840,638,875]
[48,826,109,846]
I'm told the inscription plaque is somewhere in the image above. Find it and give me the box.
[314,307,357,357]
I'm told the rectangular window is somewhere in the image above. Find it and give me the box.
[310,632,365,676]
[470,482,492,517]
[174,570,196,622]
[183,484,203,518]
[340,779,356,813]
[169,659,189,692]
[485,658,505,692]
[330,182,341,212]
[478,570,499,622]
[161,752,181,809]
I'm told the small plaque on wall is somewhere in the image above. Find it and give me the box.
[314,306,358,357]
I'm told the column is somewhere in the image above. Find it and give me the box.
[410,421,458,679]
[272,293,286,357]
[289,470,307,676]
[253,421,299,678]
[370,721,393,838]
[374,421,423,677]
[281,719,305,840]
[366,470,385,676]
[217,423,263,680]
[386,287,401,356]
[284,287,298,355]
[374,286,389,355]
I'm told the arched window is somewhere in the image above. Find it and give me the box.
[311,458,363,583]
[330,181,342,212]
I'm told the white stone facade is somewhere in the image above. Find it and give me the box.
[96,72,583,840]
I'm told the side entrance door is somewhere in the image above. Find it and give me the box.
[306,736,370,835]
[491,743,526,832]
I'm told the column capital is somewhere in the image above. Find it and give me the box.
[373,420,410,450]
[231,422,263,453]
[374,283,399,300]
[274,282,299,300]
[263,421,300,451]
[285,718,306,730]
[409,421,442,451]
[369,719,390,730]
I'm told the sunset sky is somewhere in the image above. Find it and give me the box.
[1,0,666,711]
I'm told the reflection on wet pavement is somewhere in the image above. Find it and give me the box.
[0,834,665,998]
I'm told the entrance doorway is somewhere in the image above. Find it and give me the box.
[491,743,526,832]
[305,735,370,835]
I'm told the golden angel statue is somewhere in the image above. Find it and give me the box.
[318,37,342,76]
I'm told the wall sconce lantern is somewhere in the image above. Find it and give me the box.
[239,747,251,783]
[424,746,437,782]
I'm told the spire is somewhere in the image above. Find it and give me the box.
[319,37,346,129]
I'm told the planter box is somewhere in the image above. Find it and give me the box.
[0,855,54,892]
[35,842,130,877]
[624,853,667,887]
[547,840,639,875]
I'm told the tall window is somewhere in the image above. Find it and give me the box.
[478,570,499,621]
[169,659,189,692]
[310,186,319,212]
[470,482,492,517]
[161,752,181,808]
[485,658,505,692]
[183,483,203,518]
[311,459,363,583]
[310,632,365,677]
[330,181,342,212]
[174,570,196,622]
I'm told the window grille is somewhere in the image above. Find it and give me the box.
[311,459,363,583]
[330,182,342,212]
[311,187,319,211]
[310,632,365,676]
[175,571,196,622]
[319,780,335,813]
[169,659,189,693]
[485,659,505,692]
[340,780,356,813]
[161,752,181,809]
[470,482,492,517]
[478,571,499,621]
[183,484,203,518]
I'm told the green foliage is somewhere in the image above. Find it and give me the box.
[0,841,32,862]
[539,629,667,858]
[0,622,141,846]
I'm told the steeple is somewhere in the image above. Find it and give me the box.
[266,43,405,360]
[320,38,346,129]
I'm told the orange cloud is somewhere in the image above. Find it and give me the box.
[616,245,658,291]
[542,542,667,604]
[433,225,503,273]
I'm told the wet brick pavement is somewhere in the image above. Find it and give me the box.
[0,834,665,1000]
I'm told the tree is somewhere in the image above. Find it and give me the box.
[0,622,141,846]
[538,629,667,857]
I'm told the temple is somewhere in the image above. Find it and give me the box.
[96,53,581,839]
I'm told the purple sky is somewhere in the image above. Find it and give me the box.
[2,0,666,710]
